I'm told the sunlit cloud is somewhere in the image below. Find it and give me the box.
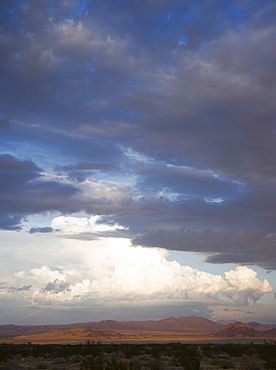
[1,217,270,313]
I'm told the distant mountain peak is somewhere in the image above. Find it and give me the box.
[211,321,260,337]
[247,321,276,331]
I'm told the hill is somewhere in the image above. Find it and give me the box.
[211,322,262,338]
[263,328,276,337]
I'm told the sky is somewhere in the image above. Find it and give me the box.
[0,0,275,325]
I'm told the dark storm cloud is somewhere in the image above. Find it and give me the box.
[0,154,40,173]
[134,162,242,198]
[1,120,124,167]
[0,117,10,129]
[0,214,22,231]
[133,229,276,270]
[0,1,275,268]
[56,161,120,182]
[0,154,79,230]
[1,0,273,134]
[206,253,276,270]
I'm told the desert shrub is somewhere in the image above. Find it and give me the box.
[210,358,235,368]
[110,350,125,361]
[69,354,84,363]
[218,352,231,359]
[80,354,94,369]
[106,358,135,370]
[0,348,9,362]
[84,354,94,360]
[3,359,19,368]
[128,357,142,370]
[146,357,164,369]
[259,341,276,370]
[242,357,263,370]
[52,356,66,364]
[80,354,103,370]
[173,346,201,370]
[36,361,48,369]
[135,353,151,366]
[203,343,245,358]
[117,357,131,368]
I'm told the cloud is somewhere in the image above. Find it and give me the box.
[133,229,276,270]
[8,252,271,308]
[56,162,120,182]
[29,227,53,234]
[0,214,22,231]
[9,285,32,292]
[0,117,10,129]
[0,215,274,324]
[51,215,127,239]
[5,217,270,308]
[41,280,71,294]
[0,0,275,289]
[0,153,41,172]
[58,161,120,172]
[0,154,79,230]
[134,162,240,199]
[223,266,272,305]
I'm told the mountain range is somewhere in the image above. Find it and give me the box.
[0,316,221,337]
[1,316,276,340]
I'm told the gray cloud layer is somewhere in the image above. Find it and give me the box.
[133,229,276,270]
[0,154,79,229]
[0,0,275,268]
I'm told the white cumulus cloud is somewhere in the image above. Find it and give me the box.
[0,215,271,326]
[7,216,271,309]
